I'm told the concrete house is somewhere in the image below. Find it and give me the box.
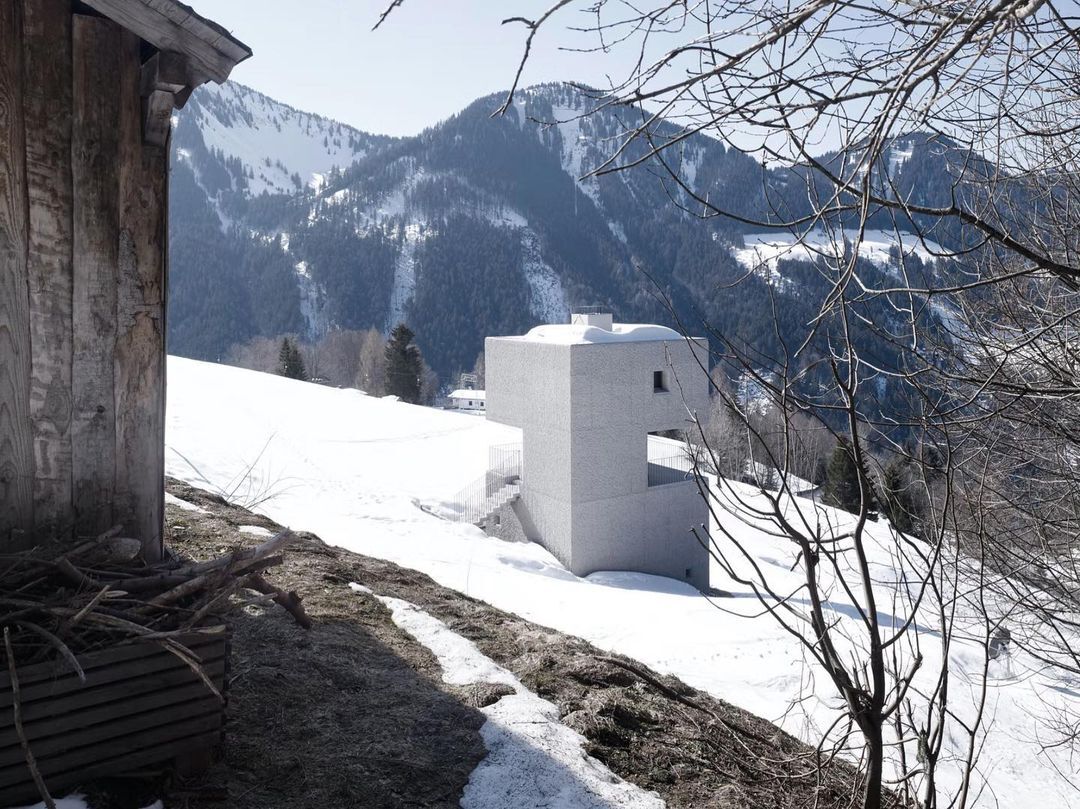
[485,311,711,590]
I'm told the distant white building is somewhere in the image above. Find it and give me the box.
[485,310,711,590]
[447,389,486,411]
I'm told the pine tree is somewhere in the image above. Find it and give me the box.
[278,337,307,381]
[823,438,865,514]
[879,457,919,535]
[384,324,422,404]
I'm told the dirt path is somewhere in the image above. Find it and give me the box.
[163,479,869,809]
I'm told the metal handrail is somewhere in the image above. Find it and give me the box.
[648,452,697,487]
[445,444,522,523]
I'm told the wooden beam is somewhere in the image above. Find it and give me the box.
[116,30,167,559]
[22,0,75,540]
[140,51,188,94]
[142,89,174,148]
[80,0,250,84]
[140,52,191,147]
[0,0,34,548]
[71,14,122,536]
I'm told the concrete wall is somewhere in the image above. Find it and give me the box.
[485,332,710,589]
[570,480,710,590]
[568,338,708,504]
[486,337,574,565]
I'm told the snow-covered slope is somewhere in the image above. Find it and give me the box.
[166,357,1080,809]
[734,228,948,280]
[179,82,378,196]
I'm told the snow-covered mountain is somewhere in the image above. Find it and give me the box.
[168,82,956,412]
[176,82,386,197]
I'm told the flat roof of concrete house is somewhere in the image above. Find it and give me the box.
[503,323,685,345]
[449,389,486,399]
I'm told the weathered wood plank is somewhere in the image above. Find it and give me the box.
[0,687,223,767]
[142,88,176,148]
[116,31,168,557]
[0,726,223,803]
[3,652,226,722]
[71,14,123,536]
[0,631,226,706]
[140,51,189,96]
[0,631,227,804]
[9,654,226,725]
[22,0,74,540]
[0,0,34,548]
[1,676,221,743]
[80,0,250,84]
[0,711,223,789]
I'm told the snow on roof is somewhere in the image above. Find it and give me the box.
[449,389,486,400]
[510,323,683,345]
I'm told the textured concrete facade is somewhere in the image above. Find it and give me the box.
[486,323,711,589]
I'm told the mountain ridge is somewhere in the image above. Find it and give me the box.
[168,80,954,411]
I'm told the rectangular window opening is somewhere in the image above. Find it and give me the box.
[653,370,667,392]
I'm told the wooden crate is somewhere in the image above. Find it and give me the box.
[0,628,229,806]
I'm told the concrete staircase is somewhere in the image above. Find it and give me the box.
[478,479,521,529]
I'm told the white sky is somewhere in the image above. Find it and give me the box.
[196,1,642,136]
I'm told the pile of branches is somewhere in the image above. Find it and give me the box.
[1,525,310,681]
[0,526,311,809]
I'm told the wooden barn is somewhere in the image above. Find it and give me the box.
[0,0,251,558]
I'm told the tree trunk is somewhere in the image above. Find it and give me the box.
[862,721,885,809]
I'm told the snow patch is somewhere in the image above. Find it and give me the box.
[238,525,274,537]
[520,231,570,324]
[165,492,207,513]
[359,590,663,808]
[387,234,420,332]
[734,228,945,280]
[17,798,162,809]
[294,260,330,340]
[551,105,602,205]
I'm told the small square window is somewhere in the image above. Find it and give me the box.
[653,370,667,392]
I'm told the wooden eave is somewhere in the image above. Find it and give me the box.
[76,0,252,146]
[80,0,252,86]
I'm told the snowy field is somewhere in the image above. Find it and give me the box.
[165,357,1080,809]
[734,228,948,281]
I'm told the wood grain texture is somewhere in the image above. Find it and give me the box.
[115,30,167,558]
[22,0,75,539]
[71,14,122,536]
[80,0,250,84]
[0,632,227,805]
[0,0,33,548]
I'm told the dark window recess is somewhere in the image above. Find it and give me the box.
[653,371,667,392]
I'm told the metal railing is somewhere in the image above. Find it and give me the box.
[572,305,608,315]
[648,452,697,487]
[445,443,522,524]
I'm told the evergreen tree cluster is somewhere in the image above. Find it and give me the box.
[823,438,871,514]
[277,337,307,380]
[384,324,423,404]
[408,214,533,378]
